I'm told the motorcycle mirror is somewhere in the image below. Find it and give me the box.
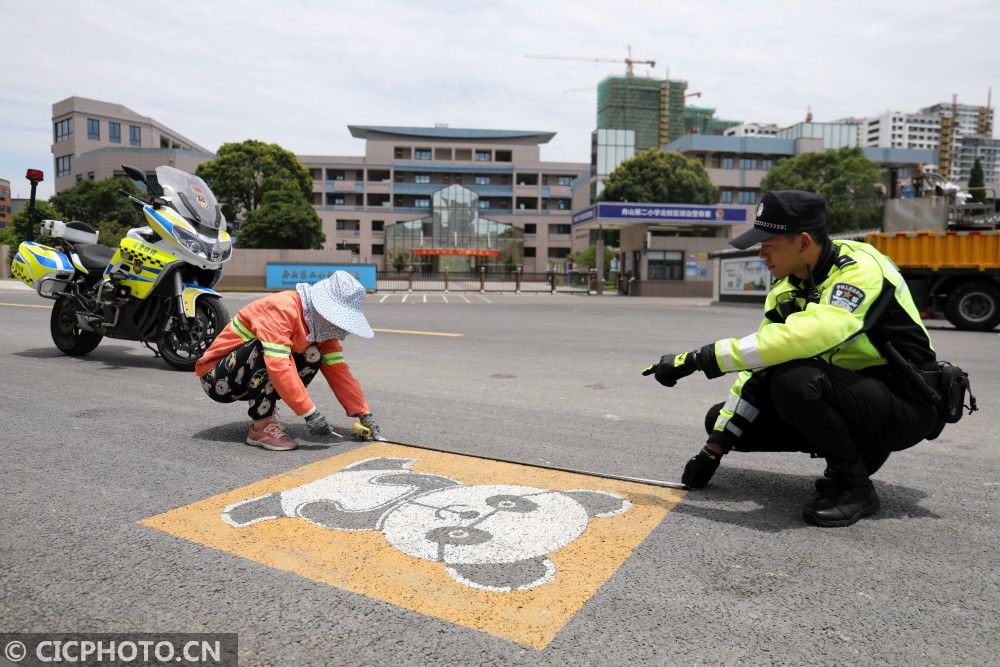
[145,173,165,198]
[121,164,147,184]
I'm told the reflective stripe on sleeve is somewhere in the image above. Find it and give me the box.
[261,341,291,358]
[322,352,345,366]
[717,339,734,372]
[231,316,254,341]
[736,333,765,369]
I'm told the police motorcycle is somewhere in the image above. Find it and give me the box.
[10,165,232,371]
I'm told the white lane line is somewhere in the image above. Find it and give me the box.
[459,294,470,303]
[422,294,427,303]
[478,294,492,303]
[379,294,391,303]
[402,294,410,303]
[442,294,449,303]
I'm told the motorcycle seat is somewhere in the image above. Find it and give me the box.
[66,220,97,233]
[77,243,117,270]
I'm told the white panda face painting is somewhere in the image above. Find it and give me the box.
[222,457,631,592]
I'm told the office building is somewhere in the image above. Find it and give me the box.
[300,126,590,272]
[51,97,214,193]
[776,121,859,149]
[590,128,636,201]
[724,123,780,138]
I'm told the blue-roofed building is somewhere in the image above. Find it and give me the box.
[299,125,590,272]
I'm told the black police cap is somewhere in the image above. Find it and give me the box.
[730,190,827,250]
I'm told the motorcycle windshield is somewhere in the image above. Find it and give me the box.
[155,165,224,230]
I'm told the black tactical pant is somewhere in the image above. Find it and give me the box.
[200,341,321,419]
[705,360,939,475]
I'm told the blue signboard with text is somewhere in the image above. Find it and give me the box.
[572,203,748,226]
[265,263,377,290]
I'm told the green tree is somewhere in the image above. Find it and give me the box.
[571,244,615,273]
[599,149,718,204]
[49,177,145,248]
[235,183,325,249]
[968,158,987,204]
[391,252,409,272]
[196,140,312,222]
[759,147,882,232]
[0,200,63,248]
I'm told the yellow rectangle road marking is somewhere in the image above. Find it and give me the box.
[141,442,684,649]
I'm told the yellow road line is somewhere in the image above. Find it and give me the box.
[373,327,462,337]
[0,302,50,309]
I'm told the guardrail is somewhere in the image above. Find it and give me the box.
[375,270,595,293]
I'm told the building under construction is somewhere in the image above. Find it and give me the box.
[596,76,689,151]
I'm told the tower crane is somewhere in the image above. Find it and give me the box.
[525,45,655,77]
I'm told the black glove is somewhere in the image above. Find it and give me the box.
[642,351,699,387]
[681,446,722,488]
[304,410,331,435]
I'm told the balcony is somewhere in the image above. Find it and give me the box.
[326,180,364,193]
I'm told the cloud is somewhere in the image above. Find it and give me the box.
[2,0,997,199]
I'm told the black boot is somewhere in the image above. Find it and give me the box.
[804,461,880,527]
[815,448,891,493]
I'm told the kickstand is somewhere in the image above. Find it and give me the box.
[141,339,161,358]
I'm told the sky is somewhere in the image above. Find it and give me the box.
[3,0,998,199]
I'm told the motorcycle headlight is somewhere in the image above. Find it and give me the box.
[173,226,208,259]
[210,239,233,262]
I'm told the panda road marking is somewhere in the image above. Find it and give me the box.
[142,442,685,649]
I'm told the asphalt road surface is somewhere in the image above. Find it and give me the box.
[1,281,997,665]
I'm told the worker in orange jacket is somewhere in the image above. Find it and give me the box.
[196,271,380,451]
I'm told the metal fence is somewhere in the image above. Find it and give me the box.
[374,270,596,293]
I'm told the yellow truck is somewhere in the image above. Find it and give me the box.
[871,195,1000,331]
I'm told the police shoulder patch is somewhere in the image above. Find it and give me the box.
[829,282,866,312]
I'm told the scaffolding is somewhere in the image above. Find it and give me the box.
[598,76,688,151]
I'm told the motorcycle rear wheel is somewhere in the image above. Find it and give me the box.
[49,296,103,356]
[158,296,228,372]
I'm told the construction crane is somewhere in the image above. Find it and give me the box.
[525,45,655,77]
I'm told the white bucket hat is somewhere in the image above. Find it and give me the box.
[308,271,374,339]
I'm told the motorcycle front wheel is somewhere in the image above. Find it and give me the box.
[50,296,103,356]
[157,296,228,372]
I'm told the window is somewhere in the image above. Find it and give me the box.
[547,247,570,258]
[54,118,73,142]
[474,175,491,186]
[415,198,431,207]
[738,190,757,205]
[761,159,774,170]
[455,148,472,160]
[333,196,345,205]
[87,118,100,140]
[524,224,536,234]
[129,125,141,146]
[372,220,384,232]
[647,250,684,280]
[720,189,734,204]
[109,122,121,143]
[415,174,431,184]
[372,244,384,255]
[479,199,491,209]
[711,155,721,168]
[557,199,570,210]
[56,155,72,177]
[722,156,734,169]
[524,247,536,257]
[557,175,574,186]
[328,169,345,181]
[415,149,432,160]
[309,168,322,179]
[739,158,757,170]
[474,150,491,162]
[495,150,512,162]
[549,224,571,235]
[336,219,359,230]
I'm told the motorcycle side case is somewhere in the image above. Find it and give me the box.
[11,241,76,288]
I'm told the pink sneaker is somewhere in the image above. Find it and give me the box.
[246,418,298,451]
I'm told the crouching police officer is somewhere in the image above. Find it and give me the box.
[643,190,939,527]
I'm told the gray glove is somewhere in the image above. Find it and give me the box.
[354,413,385,441]
[304,410,331,435]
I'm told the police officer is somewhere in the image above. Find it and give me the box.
[643,190,939,527]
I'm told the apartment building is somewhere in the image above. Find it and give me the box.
[51,97,214,193]
[860,112,941,150]
[0,178,11,227]
[299,126,590,273]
